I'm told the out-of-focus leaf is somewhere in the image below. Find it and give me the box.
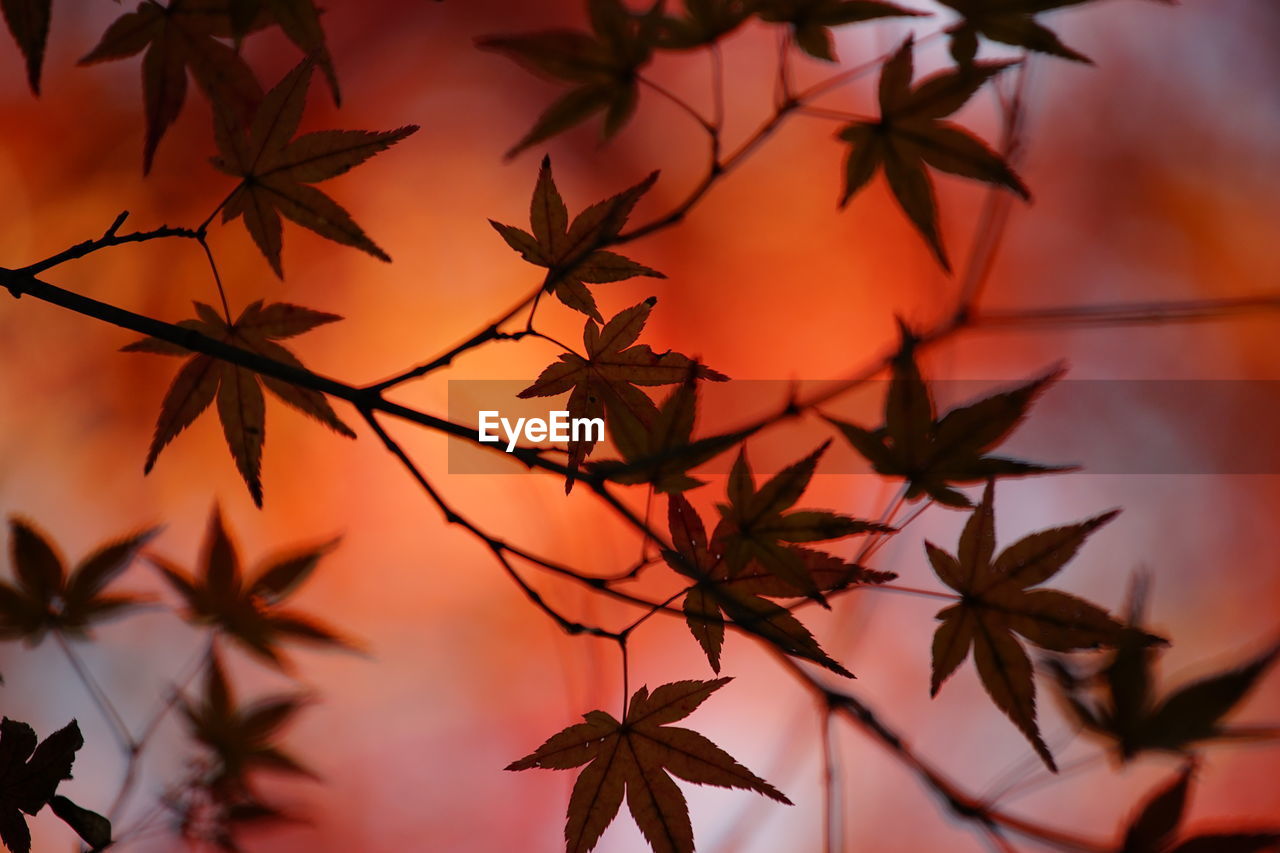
[507,678,790,853]
[925,480,1140,771]
[751,0,926,61]
[835,37,1027,269]
[149,507,354,668]
[1118,764,1280,853]
[657,0,749,49]
[123,299,356,506]
[211,60,417,276]
[825,322,1069,507]
[1,0,51,94]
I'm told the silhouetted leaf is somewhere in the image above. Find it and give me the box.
[212,60,417,276]
[752,0,926,62]
[507,678,790,853]
[149,507,353,668]
[665,495,887,675]
[656,0,749,49]
[478,0,665,156]
[1057,584,1280,762]
[223,0,340,101]
[492,157,664,321]
[519,297,727,490]
[713,443,891,604]
[836,37,1027,269]
[123,300,356,506]
[80,0,265,173]
[1,0,50,94]
[0,719,104,853]
[926,480,1134,771]
[181,651,315,796]
[47,796,112,852]
[1118,764,1280,853]
[935,0,1175,66]
[825,322,1068,507]
[0,518,156,644]
[590,371,745,493]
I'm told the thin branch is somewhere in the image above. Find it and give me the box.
[972,295,1280,329]
[53,631,135,753]
[640,74,716,134]
[15,211,203,277]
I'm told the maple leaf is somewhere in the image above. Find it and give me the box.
[519,298,728,491]
[1051,576,1280,763]
[665,494,892,675]
[926,480,1135,770]
[149,507,355,669]
[752,0,927,62]
[1117,764,1280,853]
[590,371,746,493]
[936,0,1173,66]
[0,719,111,853]
[123,299,356,507]
[181,651,315,798]
[0,518,156,645]
[223,0,340,102]
[507,678,790,853]
[491,157,664,322]
[835,37,1028,270]
[1,0,50,94]
[79,0,265,173]
[211,60,418,277]
[655,0,749,49]
[824,322,1069,507]
[477,0,665,157]
[714,443,891,604]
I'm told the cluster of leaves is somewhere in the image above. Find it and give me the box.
[507,678,790,853]
[0,719,110,853]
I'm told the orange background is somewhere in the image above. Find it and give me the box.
[1,1,1278,851]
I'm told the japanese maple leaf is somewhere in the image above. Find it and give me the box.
[714,443,890,604]
[0,719,111,853]
[79,0,264,173]
[589,372,744,493]
[937,0,1173,66]
[519,298,728,490]
[836,36,1028,270]
[478,0,665,157]
[825,323,1069,507]
[656,0,749,50]
[181,652,314,800]
[1,0,50,94]
[211,59,418,277]
[491,157,664,321]
[149,507,354,669]
[926,480,1134,770]
[665,495,892,675]
[507,678,790,853]
[751,0,926,62]
[1050,576,1279,763]
[123,300,356,507]
[223,0,340,103]
[0,518,156,645]
[1117,764,1279,853]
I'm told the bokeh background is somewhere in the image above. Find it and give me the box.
[1,1,1278,850]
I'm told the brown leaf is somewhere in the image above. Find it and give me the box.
[1,0,51,94]
[507,678,789,853]
[123,300,355,507]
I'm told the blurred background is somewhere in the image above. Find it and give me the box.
[1,0,1278,850]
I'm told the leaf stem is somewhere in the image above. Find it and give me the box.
[53,630,135,753]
